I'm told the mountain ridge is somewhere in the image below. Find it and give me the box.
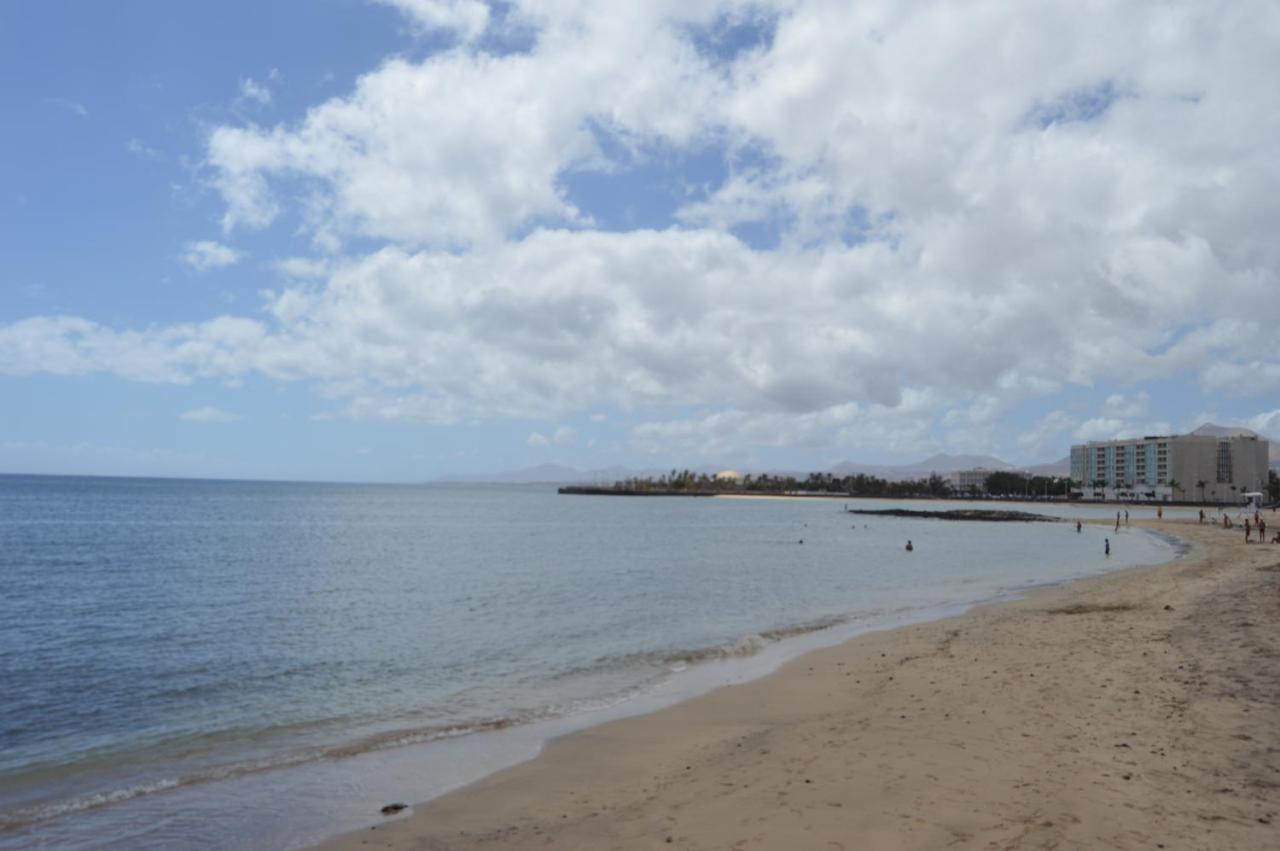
[439,422,1277,483]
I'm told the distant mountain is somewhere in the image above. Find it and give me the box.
[451,453,1064,485]
[830,453,1014,481]
[1191,423,1259,439]
[1025,456,1070,477]
[1190,423,1279,465]
[437,463,673,485]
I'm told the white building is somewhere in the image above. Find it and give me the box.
[1069,433,1270,502]
[949,468,995,494]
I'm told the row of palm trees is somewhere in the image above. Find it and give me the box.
[1084,477,1234,503]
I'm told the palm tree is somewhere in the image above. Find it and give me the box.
[1169,479,1182,502]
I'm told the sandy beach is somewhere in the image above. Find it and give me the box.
[319,518,1280,851]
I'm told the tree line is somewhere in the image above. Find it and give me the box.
[610,469,1072,499]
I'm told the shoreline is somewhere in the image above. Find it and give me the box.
[315,518,1280,850]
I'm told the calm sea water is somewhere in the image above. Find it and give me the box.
[0,476,1180,849]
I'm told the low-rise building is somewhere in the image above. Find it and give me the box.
[1069,433,1270,502]
[949,468,995,495]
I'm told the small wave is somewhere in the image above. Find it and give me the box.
[0,716,539,834]
[0,778,180,832]
[2,615,857,834]
[662,614,849,666]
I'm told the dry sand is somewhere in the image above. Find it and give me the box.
[319,519,1280,850]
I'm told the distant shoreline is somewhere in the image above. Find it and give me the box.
[558,484,1231,507]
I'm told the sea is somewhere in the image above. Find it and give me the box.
[0,475,1184,849]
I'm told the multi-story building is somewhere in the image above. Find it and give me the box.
[1069,433,1270,502]
[950,468,996,494]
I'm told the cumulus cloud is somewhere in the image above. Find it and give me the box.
[6,0,1280,460]
[238,75,275,106]
[1073,417,1172,443]
[182,240,242,272]
[1245,409,1280,437]
[375,0,491,40]
[179,406,242,422]
[208,2,729,245]
[1101,392,1150,419]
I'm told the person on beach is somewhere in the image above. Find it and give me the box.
[1105,538,1110,556]
[905,540,914,552]
[1259,518,1266,542]
[1199,509,1205,524]
[1244,519,1251,543]
[1115,515,1120,532]
[1157,506,1163,519]
[1124,510,1129,526]
[1076,520,1082,533]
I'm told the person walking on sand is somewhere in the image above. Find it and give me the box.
[1245,519,1251,543]
[1259,518,1266,542]
[1124,510,1129,526]
[1105,538,1110,556]
[1157,506,1163,519]
[1115,514,1120,532]
[1199,509,1205,525]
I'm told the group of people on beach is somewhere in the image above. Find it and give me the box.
[1244,511,1279,544]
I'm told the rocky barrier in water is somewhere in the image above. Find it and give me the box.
[847,508,1058,522]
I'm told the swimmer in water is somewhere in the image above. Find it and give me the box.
[905,540,914,552]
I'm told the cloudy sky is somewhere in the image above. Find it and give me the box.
[2,0,1279,481]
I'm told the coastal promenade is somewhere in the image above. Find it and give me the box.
[320,519,1280,850]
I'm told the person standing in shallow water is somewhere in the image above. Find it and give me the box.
[1105,538,1110,556]
[1076,520,1082,533]
[905,540,914,552]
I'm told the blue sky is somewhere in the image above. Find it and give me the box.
[2,1,1279,481]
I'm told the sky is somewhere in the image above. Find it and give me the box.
[2,0,1279,482]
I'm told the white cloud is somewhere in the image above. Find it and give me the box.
[1101,392,1150,419]
[208,3,729,245]
[182,240,242,272]
[527,431,550,447]
[1016,410,1078,459]
[1244,409,1280,437]
[1073,417,1172,443]
[274,257,330,279]
[375,0,491,41]
[7,1,1280,460]
[553,425,577,446]
[238,77,273,106]
[126,138,164,161]
[179,406,242,422]
[46,97,88,118]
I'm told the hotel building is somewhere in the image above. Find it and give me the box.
[949,468,997,494]
[1069,433,1270,502]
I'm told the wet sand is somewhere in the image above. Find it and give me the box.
[318,519,1280,850]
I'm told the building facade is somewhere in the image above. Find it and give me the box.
[1069,433,1270,502]
[950,468,995,494]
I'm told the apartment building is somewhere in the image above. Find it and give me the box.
[949,468,996,494]
[1069,433,1270,502]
